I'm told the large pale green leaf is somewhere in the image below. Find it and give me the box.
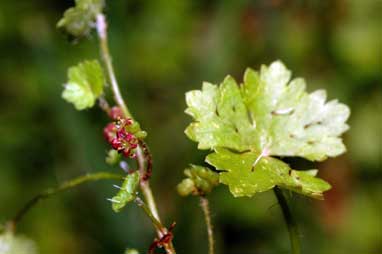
[185,61,349,198]
[186,61,350,161]
[0,232,37,254]
[57,0,104,38]
[62,60,105,110]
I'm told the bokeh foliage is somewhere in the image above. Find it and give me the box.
[0,0,380,253]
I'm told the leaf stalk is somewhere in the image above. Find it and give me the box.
[273,187,301,254]
[96,14,132,118]
[200,197,215,254]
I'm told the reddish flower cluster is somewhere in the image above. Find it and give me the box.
[104,107,139,158]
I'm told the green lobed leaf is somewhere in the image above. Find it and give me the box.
[111,171,140,213]
[185,61,350,161]
[185,79,258,151]
[185,60,349,198]
[206,148,331,199]
[177,165,219,196]
[57,0,104,38]
[62,60,105,110]
[0,232,37,254]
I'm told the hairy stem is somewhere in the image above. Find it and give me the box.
[96,13,176,254]
[135,197,165,235]
[136,145,160,222]
[96,14,132,118]
[273,187,301,254]
[7,172,123,232]
[136,146,176,254]
[200,197,215,254]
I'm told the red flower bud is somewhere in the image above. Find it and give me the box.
[104,123,116,143]
[111,138,124,151]
[116,128,128,139]
[109,106,124,120]
[122,148,131,157]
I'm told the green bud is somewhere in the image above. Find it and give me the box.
[177,165,219,197]
[177,178,195,196]
[126,121,141,134]
[135,131,147,139]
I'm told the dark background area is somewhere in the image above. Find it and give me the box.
[0,0,381,253]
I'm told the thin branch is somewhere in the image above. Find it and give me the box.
[137,144,177,254]
[135,197,165,235]
[96,14,132,119]
[200,197,215,254]
[7,172,123,232]
[273,187,301,254]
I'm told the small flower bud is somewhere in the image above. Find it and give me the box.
[122,148,132,157]
[109,106,124,120]
[103,123,116,143]
[111,138,124,151]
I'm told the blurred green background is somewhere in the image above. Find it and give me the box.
[0,0,381,253]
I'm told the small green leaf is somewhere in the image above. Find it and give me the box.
[177,165,219,196]
[0,232,37,254]
[185,61,349,199]
[57,0,104,38]
[62,60,105,110]
[111,171,140,213]
[206,148,331,199]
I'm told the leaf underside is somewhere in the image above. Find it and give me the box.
[185,61,350,198]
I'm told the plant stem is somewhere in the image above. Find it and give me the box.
[96,14,132,119]
[136,146,176,254]
[7,172,123,232]
[135,197,165,235]
[200,197,215,254]
[136,145,160,221]
[273,187,301,254]
[96,13,176,254]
